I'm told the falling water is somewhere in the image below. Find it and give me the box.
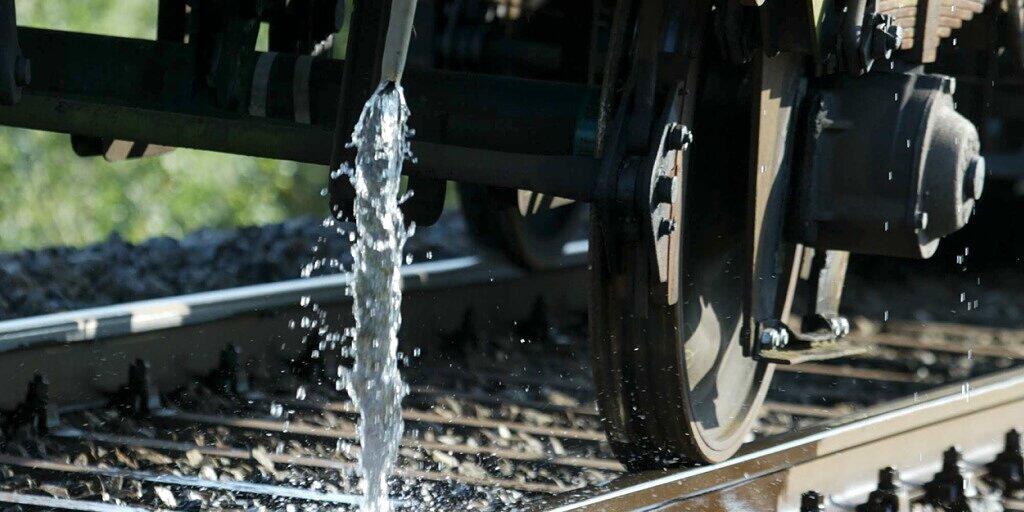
[341,82,412,512]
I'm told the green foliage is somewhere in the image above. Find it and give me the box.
[1,1,328,251]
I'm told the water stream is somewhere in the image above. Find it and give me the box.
[340,82,412,512]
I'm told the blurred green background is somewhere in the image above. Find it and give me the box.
[1,1,328,251]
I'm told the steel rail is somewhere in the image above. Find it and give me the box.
[149,409,625,472]
[0,491,153,512]
[0,256,479,352]
[49,428,568,495]
[0,244,589,410]
[527,366,1024,511]
[0,454,366,505]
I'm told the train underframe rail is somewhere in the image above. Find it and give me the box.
[0,0,1013,468]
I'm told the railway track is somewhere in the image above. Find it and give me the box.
[0,249,1021,510]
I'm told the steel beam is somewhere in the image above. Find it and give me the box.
[0,28,601,201]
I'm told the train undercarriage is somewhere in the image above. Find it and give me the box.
[0,0,1014,469]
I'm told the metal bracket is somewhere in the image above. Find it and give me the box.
[756,318,865,364]
[1,374,58,441]
[111,360,162,417]
[644,84,690,306]
[754,247,862,364]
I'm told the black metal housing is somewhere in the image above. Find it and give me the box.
[794,72,984,258]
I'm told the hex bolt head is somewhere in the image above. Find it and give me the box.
[986,429,1024,494]
[925,447,968,509]
[665,123,693,151]
[800,491,825,512]
[759,327,789,350]
[941,446,962,472]
[657,219,676,238]
[858,467,901,512]
[653,175,679,205]
[878,467,899,492]
[830,316,851,338]
[964,156,985,202]
[14,56,30,87]
[1007,429,1022,454]
[870,14,904,61]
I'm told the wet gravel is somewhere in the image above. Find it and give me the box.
[0,214,472,320]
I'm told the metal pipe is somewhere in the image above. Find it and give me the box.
[380,0,417,83]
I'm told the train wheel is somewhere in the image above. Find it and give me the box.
[458,184,587,270]
[589,42,806,467]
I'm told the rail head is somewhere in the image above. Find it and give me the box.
[528,367,1024,511]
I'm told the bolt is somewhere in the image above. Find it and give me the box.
[964,156,985,201]
[915,211,929,231]
[1008,429,1022,454]
[657,219,676,238]
[924,447,968,510]
[878,467,898,492]
[800,491,825,512]
[653,176,679,205]
[857,467,901,512]
[986,429,1024,494]
[665,123,693,151]
[941,76,957,95]
[760,327,789,350]
[941,446,962,471]
[14,56,30,87]
[870,14,903,61]
[829,316,851,338]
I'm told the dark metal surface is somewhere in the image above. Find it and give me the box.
[0,28,601,201]
[0,0,27,106]
[794,72,983,259]
[588,0,787,468]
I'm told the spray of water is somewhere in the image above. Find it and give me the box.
[340,82,412,512]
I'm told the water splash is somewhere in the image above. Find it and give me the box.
[341,82,412,512]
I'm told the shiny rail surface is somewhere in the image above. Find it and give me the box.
[529,367,1024,511]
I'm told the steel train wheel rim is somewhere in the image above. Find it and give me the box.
[590,57,793,468]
